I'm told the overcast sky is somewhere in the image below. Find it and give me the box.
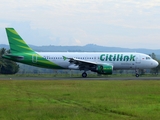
[0,0,160,49]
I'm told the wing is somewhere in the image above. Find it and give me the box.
[63,56,114,75]
[63,56,98,70]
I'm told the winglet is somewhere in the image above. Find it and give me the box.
[63,56,67,61]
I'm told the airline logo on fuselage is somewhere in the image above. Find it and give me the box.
[100,54,136,61]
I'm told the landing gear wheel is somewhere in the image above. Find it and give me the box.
[135,74,139,77]
[82,72,87,78]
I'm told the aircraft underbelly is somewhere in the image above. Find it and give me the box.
[53,60,69,68]
[112,61,135,69]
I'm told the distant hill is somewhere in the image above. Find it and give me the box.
[1,43,160,56]
[0,44,9,49]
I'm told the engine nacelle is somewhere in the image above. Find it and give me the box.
[96,65,113,75]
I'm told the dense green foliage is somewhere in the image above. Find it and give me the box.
[0,79,160,120]
[0,48,19,74]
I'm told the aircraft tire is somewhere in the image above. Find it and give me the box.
[135,74,139,77]
[82,72,87,78]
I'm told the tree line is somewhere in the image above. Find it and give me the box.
[0,48,19,74]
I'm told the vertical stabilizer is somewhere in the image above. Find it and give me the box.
[5,28,34,54]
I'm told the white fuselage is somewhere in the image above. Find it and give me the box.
[37,52,158,70]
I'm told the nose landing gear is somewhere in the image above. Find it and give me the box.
[135,74,139,77]
[135,69,139,77]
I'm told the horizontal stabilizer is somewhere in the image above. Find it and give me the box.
[2,54,24,60]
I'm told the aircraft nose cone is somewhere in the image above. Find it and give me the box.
[153,60,159,67]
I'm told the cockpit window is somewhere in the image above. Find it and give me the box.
[146,57,151,60]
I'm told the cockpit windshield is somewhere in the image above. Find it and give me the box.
[146,57,151,60]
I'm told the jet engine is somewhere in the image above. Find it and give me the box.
[95,65,113,75]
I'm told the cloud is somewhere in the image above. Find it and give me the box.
[1,0,160,29]
[0,0,160,48]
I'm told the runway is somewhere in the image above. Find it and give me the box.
[0,76,160,80]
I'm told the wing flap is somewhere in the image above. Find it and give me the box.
[63,56,98,70]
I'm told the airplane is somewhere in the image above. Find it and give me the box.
[2,28,159,78]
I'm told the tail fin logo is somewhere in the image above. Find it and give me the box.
[6,28,34,53]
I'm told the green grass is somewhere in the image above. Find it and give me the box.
[0,80,160,120]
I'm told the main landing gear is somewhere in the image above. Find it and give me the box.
[82,72,87,78]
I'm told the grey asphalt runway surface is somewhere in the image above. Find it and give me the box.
[0,76,160,80]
